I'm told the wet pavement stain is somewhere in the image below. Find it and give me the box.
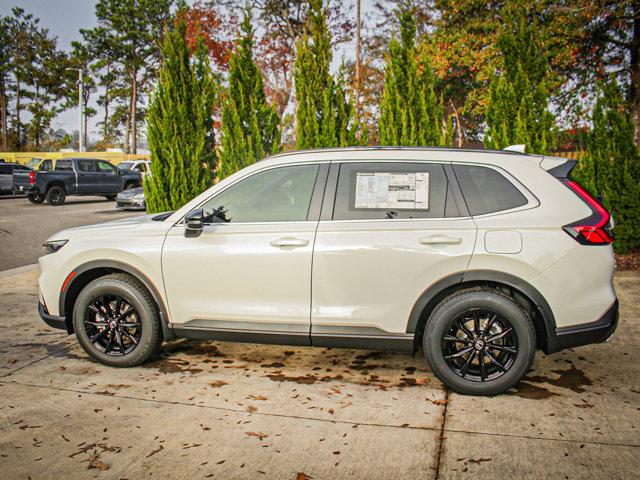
[524,365,593,394]
[506,381,560,400]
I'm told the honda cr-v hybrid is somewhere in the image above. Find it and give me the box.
[37,147,618,395]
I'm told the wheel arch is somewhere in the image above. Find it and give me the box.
[59,260,173,340]
[407,270,557,354]
[46,181,66,192]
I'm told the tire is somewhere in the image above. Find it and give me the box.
[72,273,163,367]
[105,194,117,201]
[27,193,45,204]
[45,185,66,205]
[423,288,536,396]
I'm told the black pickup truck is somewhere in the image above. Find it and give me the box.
[13,158,142,205]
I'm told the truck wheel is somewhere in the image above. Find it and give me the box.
[46,186,66,205]
[27,193,45,204]
[72,273,163,367]
[423,288,536,396]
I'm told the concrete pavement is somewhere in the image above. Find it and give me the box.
[0,267,638,479]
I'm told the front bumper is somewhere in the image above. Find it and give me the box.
[116,198,146,210]
[548,299,619,352]
[38,302,69,332]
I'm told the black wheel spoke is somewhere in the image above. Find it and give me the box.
[489,344,517,354]
[102,296,113,317]
[457,320,474,338]
[484,313,497,333]
[88,304,102,316]
[479,352,486,381]
[114,297,123,316]
[116,306,134,321]
[90,329,108,343]
[472,311,480,334]
[104,330,115,353]
[459,350,476,377]
[443,335,470,344]
[122,329,139,345]
[114,329,126,353]
[485,350,506,371]
[445,346,473,359]
[487,327,513,343]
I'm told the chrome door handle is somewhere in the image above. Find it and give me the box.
[270,237,309,248]
[419,235,462,245]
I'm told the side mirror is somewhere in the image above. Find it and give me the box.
[184,208,204,238]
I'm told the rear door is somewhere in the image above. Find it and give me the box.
[76,159,99,193]
[0,164,11,191]
[310,160,477,346]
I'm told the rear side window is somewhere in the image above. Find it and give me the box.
[39,160,53,171]
[55,160,73,171]
[453,165,527,216]
[332,162,459,220]
[77,160,96,172]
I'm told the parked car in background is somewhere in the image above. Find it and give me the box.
[13,158,142,205]
[0,162,32,194]
[116,186,146,210]
[37,147,618,396]
[117,160,151,178]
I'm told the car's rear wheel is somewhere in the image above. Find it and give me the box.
[423,288,535,396]
[27,193,45,204]
[72,273,163,367]
[46,186,66,205]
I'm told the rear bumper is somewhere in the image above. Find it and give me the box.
[116,199,146,210]
[547,299,619,353]
[38,302,69,332]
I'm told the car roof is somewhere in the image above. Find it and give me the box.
[265,146,527,159]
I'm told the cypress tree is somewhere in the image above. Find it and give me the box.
[145,17,216,213]
[217,7,281,180]
[294,0,359,149]
[573,79,640,253]
[379,4,452,147]
[484,1,555,154]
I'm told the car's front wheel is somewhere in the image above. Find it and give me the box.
[72,273,163,367]
[423,288,535,396]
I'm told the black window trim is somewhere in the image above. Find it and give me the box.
[320,160,471,222]
[180,161,330,226]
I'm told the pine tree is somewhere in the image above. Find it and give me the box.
[294,0,359,149]
[573,78,640,253]
[484,1,555,154]
[379,4,452,147]
[217,8,280,180]
[144,18,216,214]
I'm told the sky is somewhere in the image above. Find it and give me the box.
[0,0,373,142]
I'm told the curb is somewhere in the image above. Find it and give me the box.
[0,263,39,279]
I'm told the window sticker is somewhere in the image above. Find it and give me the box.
[355,171,429,209]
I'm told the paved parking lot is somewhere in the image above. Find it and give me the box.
[0,267,638,479]
[0,194,143,271]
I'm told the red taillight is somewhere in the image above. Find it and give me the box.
[561,179,614,245]
[29,171,36,185]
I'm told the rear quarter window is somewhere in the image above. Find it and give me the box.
[0,165,11,175]
[453,164,527,216]
[55,160,73,171]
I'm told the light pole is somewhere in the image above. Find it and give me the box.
[66,68,84,152]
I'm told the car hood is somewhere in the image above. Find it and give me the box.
[55,213,159,234]
[117,187,145,199]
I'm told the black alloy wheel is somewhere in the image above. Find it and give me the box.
[83,294,142,355]
[442,308,518,382]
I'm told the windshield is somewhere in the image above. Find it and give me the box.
[27,158,41,169]
[118,162,133,171]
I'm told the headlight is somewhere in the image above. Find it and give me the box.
[133,193,145,201]
[43,239,68,254]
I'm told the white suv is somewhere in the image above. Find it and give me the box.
[37,147,618,396]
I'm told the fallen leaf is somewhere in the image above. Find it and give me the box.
[246,405,258,413]
[209,381,227,388]
[245,432,268,441]
[248,395,268,401]
[86,454,109,471]
[296,473,313,480]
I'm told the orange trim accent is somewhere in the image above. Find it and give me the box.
[61,271,76,293]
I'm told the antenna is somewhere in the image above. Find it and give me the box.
[503,144,526,153]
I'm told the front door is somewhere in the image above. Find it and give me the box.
[76,159,99,193]
[162,163,326,345]
[96,160,121,193]
[311,161,477,347]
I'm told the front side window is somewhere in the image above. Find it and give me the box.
[201,164,319,224]
[97,160,116,173]
[453,165,527,216]
[332,162,459,220]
